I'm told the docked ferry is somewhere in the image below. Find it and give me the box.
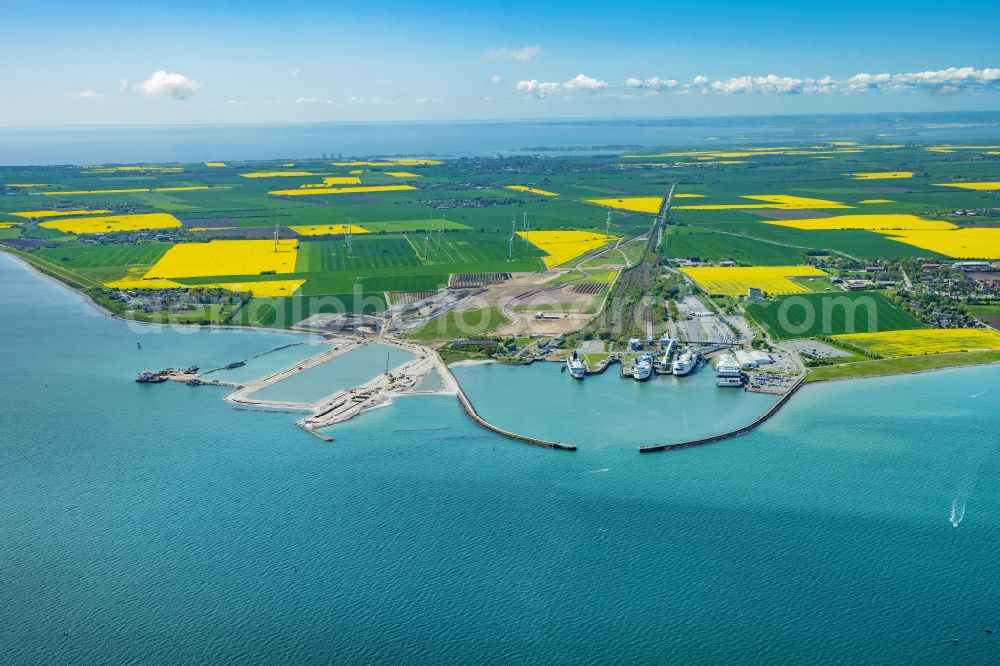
[632,354,654,381]
[566,351,587,379]
[672,350,697,376]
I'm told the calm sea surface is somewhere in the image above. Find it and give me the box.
[2,112,1000,165]
[3,251,1000,664]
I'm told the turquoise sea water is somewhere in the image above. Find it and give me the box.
[204,341,328,384]
[249,343,415,404]
[453,360,777,449]
[3,251,1000,664]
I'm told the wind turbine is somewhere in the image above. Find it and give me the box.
[508,218,515,262]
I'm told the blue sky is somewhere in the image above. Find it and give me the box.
[3,0,1000,125]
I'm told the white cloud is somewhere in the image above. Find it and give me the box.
[295,96,334,104]
[563,73,608,90]
[516,73,607,98]
[135,71,201,99]
[517,66,1000,99]
[415,97,442,104]
[66,89,104,102]
[223,99,248,106]
[489,74,502,85]
[488,46,544,61]
[691,67,1000,95]
[625,76,679,92]
[516,79,562,99]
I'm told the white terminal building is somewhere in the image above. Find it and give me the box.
[734,350,771,369]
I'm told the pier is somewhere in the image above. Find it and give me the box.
[638,376,805,452]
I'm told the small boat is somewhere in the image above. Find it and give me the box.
[632,354,653,381]
[566,351,587,379]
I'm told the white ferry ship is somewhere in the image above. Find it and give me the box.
[632,354,653,381]
[714,353,743,387]
[672,350,697,376]
[566,351,587,379]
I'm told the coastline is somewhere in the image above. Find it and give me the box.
[5,248,997,454]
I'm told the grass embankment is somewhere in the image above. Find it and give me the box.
[407,307,511,341]
[1,246,101,290]
[805,350,1000,382]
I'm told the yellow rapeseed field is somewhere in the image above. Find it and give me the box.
[587,197,662,213]
[10,209,112,218]
[349,170,364,174]
[932,182,1000,191]
[882,228,1000,259]
[104,278,185,290]
[6,183,50,187]
[676,194,853,210]
[290,224,370,236]
[298,177,362,188]
[143,239,298,279]
[833,328,1000,357]
[185,280,305,297]
[847,172,913,179]
[38,212,181,235]
[385,172,421,178]
[268,185,416,197]
[505,185,559,197]
[859,199,896,204]
[240,171,316,178]
[679,265,829,297]
[205,162,227,167]
[517,230,617,269]
[0,222,21,229]
[103,277,306,297]
[763,214,957,232]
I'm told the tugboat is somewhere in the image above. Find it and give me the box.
[566,350,587,379]
[632,354,653,381]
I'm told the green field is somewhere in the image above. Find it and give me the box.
[805,351,1000,382]
[4,144,1000,327]
[662,226,803,264]
[746,291,925,340]
[362,219,472,233]
[406,307,511,340]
